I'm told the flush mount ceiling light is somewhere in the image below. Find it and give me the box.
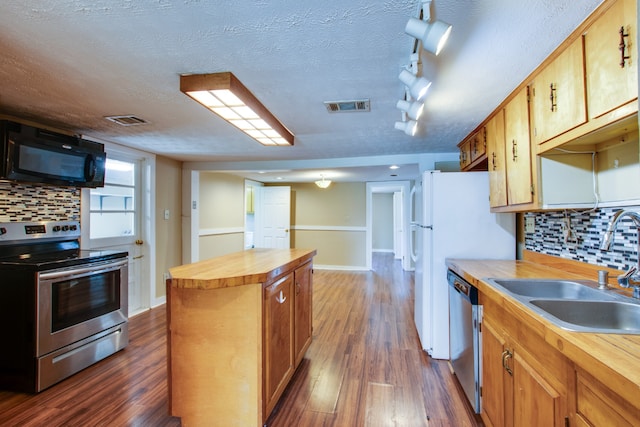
[405,1,452,56]
[398,69,432,101]
[180,72,294,146]
[396,99,424,120]
[315,175,332,189]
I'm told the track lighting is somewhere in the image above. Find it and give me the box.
[405,1,452,56]
[398,69,432,101]
[396,99,424,120]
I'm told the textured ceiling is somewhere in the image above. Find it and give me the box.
[0,0,604,182]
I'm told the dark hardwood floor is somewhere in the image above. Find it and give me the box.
[0,253,481,426]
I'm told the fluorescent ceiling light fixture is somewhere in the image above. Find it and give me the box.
[395,119,418,136]
[405,1,452,56]
[180,72,294,146]
[398,69,432,101]
[315,175,331,189]
[396,99,424,120]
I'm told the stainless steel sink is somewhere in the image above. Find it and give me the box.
[485,277,640,334]
[529,300,640,333]
[489,278,605,299]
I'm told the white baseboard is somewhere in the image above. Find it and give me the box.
[313,264,369,271]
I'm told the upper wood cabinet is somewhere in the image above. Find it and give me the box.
[504,88,534,207]
[458,128,488,171]
[584,0,638,120]
[530,37,587,145]
[459,138,472,170]
[486,111,508,208]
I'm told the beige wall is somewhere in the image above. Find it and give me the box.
[155,156,183,300]
[372,193,394,252]
[287,182,367,268]
[199,172,246,259]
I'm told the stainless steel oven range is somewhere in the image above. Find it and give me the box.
[0,221,128,392]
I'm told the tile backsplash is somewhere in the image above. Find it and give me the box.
[524,206,640,271]
[0,181,80,222]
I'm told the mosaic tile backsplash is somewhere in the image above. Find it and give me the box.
[524,206,640,271]
[0,181,80,222]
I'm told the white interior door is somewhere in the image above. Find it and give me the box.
[82,152,151,317]
[258,186,291,249]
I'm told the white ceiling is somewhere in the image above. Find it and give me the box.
[0,0,604,183]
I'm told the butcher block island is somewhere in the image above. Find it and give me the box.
[167,248,316,427]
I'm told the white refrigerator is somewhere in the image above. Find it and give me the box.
[411,171,515,359]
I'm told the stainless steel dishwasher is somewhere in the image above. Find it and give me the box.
[447,269,482,413]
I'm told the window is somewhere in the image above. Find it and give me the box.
[89,158,136,239]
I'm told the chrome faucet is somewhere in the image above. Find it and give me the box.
[600,209,640,297]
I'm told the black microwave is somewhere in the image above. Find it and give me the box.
[1,120,106,188]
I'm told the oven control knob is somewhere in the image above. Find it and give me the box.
[53,226,61,232]
[70,224,78,231]
[62,225,69,231]
[0,227,6,235]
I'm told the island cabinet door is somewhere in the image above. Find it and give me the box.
[294,261,313,365]
[263,272,295,418]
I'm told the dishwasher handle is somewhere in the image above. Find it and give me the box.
[447,269,478,304]
[453,279,470,297]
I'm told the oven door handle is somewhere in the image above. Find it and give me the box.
[38,259,128,281]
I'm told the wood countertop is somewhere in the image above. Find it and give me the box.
[446,258,640,409]
[169,248,316,290]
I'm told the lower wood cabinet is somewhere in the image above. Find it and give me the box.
[168,251,315,427]
[481,302,570,427]
[575,368,640,427]
[294,261,313,365]
[263,260,314,417]
[264,273,295,417]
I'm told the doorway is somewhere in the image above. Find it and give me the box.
[365,181,411,271]
[81,144,155,317]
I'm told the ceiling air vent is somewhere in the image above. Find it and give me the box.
[105,115,149,126]
[324,99,370,113]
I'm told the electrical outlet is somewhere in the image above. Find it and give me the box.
[525,217,535,233]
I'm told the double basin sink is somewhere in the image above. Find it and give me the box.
[484,278,640,334]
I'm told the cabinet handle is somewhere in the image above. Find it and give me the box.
[502,349,513,376]
[549,83,557,112]
[275,290,286,304]
[620,26,631,68]
[511,140,518,162]
[296,282,301,295]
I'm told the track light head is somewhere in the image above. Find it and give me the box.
[396,99,424,120]
[398,69,432,101]
[394,120,418,136]
[405,17,452,56]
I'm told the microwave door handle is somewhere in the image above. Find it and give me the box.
[85,155,96,181]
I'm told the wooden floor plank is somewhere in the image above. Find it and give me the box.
[0,253,481,427]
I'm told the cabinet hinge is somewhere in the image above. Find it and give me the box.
[530,184,535,194]
[565,416,569,427]
[479,385,483,397]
